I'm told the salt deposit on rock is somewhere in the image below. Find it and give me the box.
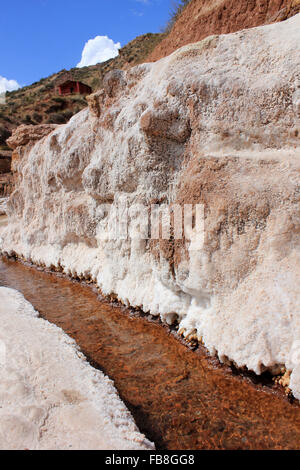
[0,287,153,450]
[2,16,300,395]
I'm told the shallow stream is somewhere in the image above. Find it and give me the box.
[0,256,300,450]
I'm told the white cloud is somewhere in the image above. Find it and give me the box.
[77,36,121,68]
[0,76,20,94]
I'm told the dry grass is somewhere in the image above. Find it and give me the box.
[0,33,164,146]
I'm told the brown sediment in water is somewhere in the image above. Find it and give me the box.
[0,255,300,450]
[0,215,8,227]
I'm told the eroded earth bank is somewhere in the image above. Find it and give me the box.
[1,257,300,450]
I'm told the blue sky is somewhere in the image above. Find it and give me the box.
[0,0,172,88]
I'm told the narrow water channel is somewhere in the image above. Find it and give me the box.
[0,256,300,450]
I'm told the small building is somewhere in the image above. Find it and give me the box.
[57,80,92,96]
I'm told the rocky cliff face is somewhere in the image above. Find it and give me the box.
[148,0,300,61]
[0,151,13,197]
[3,16,300,396]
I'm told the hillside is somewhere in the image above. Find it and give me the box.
[148,0,300,61]
[0,33,163,149]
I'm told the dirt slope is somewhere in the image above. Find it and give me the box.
[148,0,300,61]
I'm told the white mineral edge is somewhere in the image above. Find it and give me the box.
[0,286,154,450]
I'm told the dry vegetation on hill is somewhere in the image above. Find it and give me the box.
[0,33,163,149]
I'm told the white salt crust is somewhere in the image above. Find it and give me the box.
[1,16,300,396]
[0,287,154,450]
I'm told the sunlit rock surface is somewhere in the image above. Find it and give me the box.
[2,16,300,395]
[0,287,153,450]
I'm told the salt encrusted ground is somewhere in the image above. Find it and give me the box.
[0,197,8,216]
[0,286,153,450]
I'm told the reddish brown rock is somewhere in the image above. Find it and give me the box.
[0,173,13,197]
[6,124,57,150]
[0,151,11,174]
[86,90,105,118]
[148,0,300,62]
[140,109,191,143]
[2,15,300,400]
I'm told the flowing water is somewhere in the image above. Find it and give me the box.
[0,255,300,450]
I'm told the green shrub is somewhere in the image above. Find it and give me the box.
[47,112,67,124]
[0,126,11,145]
